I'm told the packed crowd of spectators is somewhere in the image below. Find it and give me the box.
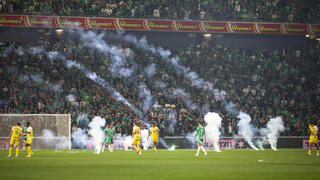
[0,0,319,23]
[1,32,320,137]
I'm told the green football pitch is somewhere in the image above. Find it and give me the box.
[0,149,319,180]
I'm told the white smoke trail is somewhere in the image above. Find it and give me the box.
[172,88,198,111]
[16,39,170,150]
[144,63,156,78]
[18,73,63,94]
[158,138,170,149]
[88,116,106,154]
[204,112,222,152]
[40,129,69,149]
[122,135,133,151]
[108,32,237,113]
[112,134,133,151]
[138,83,153,114]
[75,30,154,118]
[57,136,69,149]
[186,131,197,148]
[76,30,201,129]
[23,46,160,149]
[31,48,142,117]
[16,46,24,55]
[259,116,284,151]
[47,82,63,93]
[237,112,259,150]
[30,74,44,83]
[255,135,267,150]
[30,46,44,55]
[40,129,56,146]
[141,129,153,150]
[76,30,133,78]
[76,30,201,121]
[18,74,43,83]
[72,128,89,148]
[66,94,76,105]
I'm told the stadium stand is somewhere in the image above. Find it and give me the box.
[0,0,319,23]
[1,33,319,137]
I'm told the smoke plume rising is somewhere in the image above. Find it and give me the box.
[204,112,222,152]
[237,112,259,150]
[259,116,284,151]
[88,116,106,154]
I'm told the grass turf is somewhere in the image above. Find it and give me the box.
[0,149,319,180]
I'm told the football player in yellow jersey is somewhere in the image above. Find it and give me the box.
[132,121,142,155]
[147,122,159,152]
[25,122,33,157]
[307,121,319,156]
[8,122,22,157]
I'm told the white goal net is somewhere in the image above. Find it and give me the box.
[0,114,71,149]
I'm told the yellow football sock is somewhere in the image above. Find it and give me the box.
[139,148,141,153]
[154,146,156,150]
[133,145,137,150]
[16,148,19,156]
[9,147,12,156]
[27,146,31,155]
[317,150,319,153]
[308,149,311,153]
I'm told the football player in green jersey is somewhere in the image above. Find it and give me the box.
[102,124,109,152]
[107,124,116,152]
[194,121,207,156]
[22,124,27,152]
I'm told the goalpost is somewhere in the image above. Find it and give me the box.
[0,114,71,149]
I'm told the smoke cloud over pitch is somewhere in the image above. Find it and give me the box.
[259,116,284,150]
[237,112,259,150]
[204,112,222,152]
[88,116,106,154]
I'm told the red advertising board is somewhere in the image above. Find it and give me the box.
[282,24,308,34]
[144,19,173,31]
[0,14,319,35]
[201,21,227,32]
[254,23,281,34]
[226,22,255,33]
[174,20,201,32]
[25,16,55,28]
[0,15,25,27]
[116,18,144,31]
[86,17,116,29]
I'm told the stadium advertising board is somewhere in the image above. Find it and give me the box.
[302,139,320,149]
[254,23,281,34]
[201,21,227,32]
[226,22,255,33]
[0,14,319,35]
[309,24,320,34]
[0,140,9,150]
[282,24,309,34]
[204,139,236,149]
[174,20,202,32]
[86,17,115,29]
[116,18,144,30]
[143,19,172,31]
